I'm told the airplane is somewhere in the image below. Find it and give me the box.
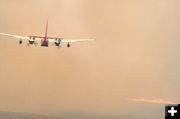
[0,20,94,48]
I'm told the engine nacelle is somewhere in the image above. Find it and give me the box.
[28,36,36,44]
[19,40,22,44]
[55,38,61,46]
[67,43,70,48]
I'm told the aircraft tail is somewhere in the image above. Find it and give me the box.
[45,20,48,39]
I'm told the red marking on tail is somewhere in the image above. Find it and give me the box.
[45,20,48,41]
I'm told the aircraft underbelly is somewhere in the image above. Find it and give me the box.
[41,41,48,47]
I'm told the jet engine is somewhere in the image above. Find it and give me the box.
[55,38,61,46]
[19,40,22,44]
[67,43,70,48]
[28,36,36,44]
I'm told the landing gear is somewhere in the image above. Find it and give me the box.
[67,43,70,48]
[19,40,22,44]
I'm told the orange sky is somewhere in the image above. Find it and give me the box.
[0,0,180,119]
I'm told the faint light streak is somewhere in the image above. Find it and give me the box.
[127,97,177,104]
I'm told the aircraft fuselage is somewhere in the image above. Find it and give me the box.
[41,38,48,47]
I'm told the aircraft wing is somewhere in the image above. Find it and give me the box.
[0,33,29,40]
[49,38,94,43]
[61,39,94,43]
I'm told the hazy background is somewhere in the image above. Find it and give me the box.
[0,0,180,119]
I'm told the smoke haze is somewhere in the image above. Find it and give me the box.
[0,0,180,119]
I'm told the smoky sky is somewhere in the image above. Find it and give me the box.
[0,0,180,119]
